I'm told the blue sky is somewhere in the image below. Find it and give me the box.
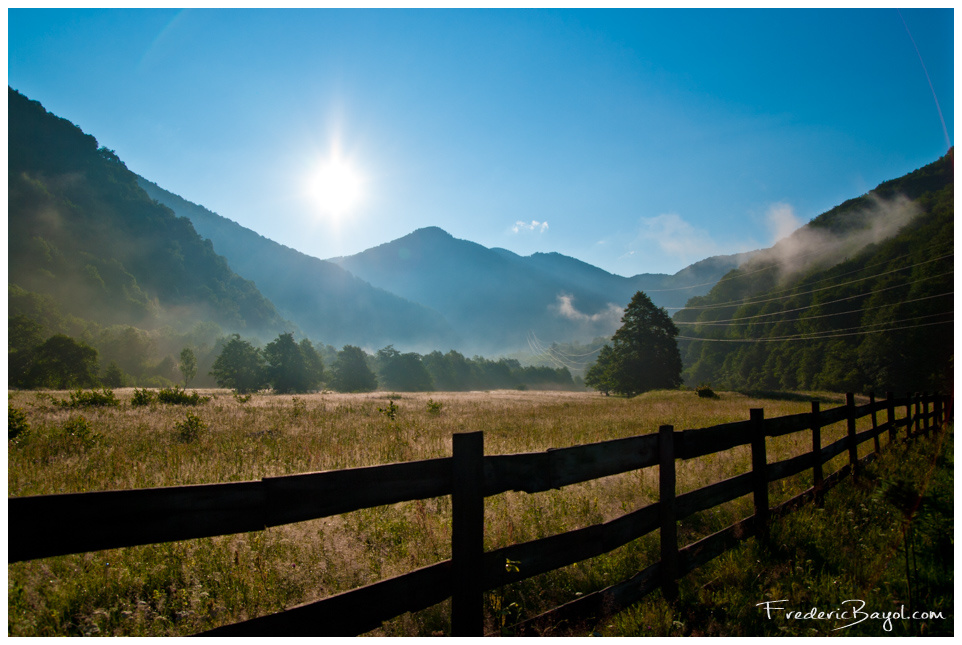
[8,8,954,276]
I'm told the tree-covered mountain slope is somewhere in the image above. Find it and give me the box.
[675,149,953,394]
[8,87,289,337]
[136,178,459,352]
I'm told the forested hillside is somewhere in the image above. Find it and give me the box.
[8,87,292,387]
[676,150,953,394]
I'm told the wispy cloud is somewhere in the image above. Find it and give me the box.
[753,194,921,277]
[512,220,549,234]
[633,213,721,259]
[764,202,804,245]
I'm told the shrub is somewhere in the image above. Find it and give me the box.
[157,385,210,406]
[131,388,156,407]
[696,384,718,399]
[61,415,99,449]
[61,387,120,408]
[9,406,29,441]
[174,412,207,443]
[426,399,444,415]
[377,400,399,420]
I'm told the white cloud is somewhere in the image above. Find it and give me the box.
[552,293,623,325]
[512,220,549,234]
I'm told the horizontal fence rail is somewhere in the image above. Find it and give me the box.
[8,392,951,636]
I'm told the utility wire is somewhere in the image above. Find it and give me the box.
[677,318,954,343]
[674,291,953,327]
[667,257,954,311]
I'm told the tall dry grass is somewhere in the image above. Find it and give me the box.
[7,388,874,636]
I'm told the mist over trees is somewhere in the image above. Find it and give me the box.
[676,150,954,395]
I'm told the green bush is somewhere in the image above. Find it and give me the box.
[61,415,99,449]
[174,412,207,443]
[61,387,120,408]
[696,384,718,399]
[426,399,443,415]
[131,388,156,407]
[157,386,210,406]
[9,406,30,441]
[377,400,399,420]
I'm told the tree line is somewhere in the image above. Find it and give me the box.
[208,334,576,393]
[8,326,577,394]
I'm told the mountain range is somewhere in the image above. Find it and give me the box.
[138,182,752,354]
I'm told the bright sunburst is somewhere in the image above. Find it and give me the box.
[308,154,363,218]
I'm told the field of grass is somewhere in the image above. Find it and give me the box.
[7,387,949,636]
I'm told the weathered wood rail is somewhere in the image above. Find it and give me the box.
[7,391,951,636]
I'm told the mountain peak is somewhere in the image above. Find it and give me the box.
[408,226,453,240]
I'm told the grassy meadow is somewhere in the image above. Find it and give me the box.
[7,387,949,636]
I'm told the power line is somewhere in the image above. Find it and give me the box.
[677,317,954,343]
[674,291,953,327]
[668,256,954,312]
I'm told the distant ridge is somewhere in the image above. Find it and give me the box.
[330,227,750,353]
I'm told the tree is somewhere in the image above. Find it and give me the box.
[264,332,318,394]
[299,339,325,389]
[31,334,100,389]
[584,344,617,395]
[587,291,682,396]
[179,347,197,386]
[376,345,434,392]
[8,315,44,388]
[102,361,127,388]
[330,345,377,393]
[209,334,266,393]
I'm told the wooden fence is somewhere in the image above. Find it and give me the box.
[8,391,951,636]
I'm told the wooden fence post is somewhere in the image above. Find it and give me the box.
[658,425,678,601]
[922,393,930,436]
[451,431,485,636]
[750,408,769,542]
[905,393,914,440]
[811,401,823,507]
[846,393,858,477]
[914,393,921,436]
[869,393,880,455]
[886,392,896,444]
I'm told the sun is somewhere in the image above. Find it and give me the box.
[309,155,363,217]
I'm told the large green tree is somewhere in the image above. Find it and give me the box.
[587,291,682,396]
[330,345,378,393]
[264,332,321,394]
[209,334,267,393]
[31,334,100,389]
